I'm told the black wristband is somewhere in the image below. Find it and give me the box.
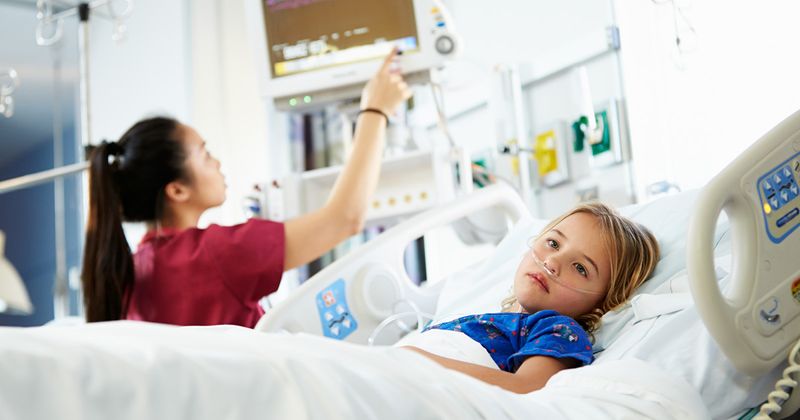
[357,108,390,126]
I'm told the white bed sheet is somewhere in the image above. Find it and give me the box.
[0,191,778,419]
[0,321,708,420]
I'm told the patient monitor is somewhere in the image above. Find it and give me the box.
[245,0,460,110]
[689,109,800,376]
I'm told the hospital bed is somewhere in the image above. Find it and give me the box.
[254,108,800,418]
[2,112,800,420]
[251,186,791,420]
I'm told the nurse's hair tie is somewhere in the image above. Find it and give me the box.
[102,140,125,166]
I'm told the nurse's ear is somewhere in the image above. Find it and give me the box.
[164,180,191,203]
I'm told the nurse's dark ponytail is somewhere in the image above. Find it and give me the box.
[83,140,132,322]
[81,117,186,322]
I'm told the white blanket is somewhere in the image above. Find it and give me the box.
[0,321,708,420]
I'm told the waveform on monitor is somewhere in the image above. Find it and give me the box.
[266,0,331,12]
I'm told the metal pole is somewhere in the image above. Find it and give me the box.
[52,50,69,319]
[0,162,89,196]
[78,3,91,148]
[75,2,92,319]
[507,65,534,213]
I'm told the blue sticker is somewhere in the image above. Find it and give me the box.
[316,279,357,340]
[758,151,800,244]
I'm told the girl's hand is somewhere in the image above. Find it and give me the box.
[360,47,413,116]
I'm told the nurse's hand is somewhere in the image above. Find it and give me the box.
[360,47,413,116]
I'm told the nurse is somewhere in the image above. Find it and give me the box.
[81,50,411,327]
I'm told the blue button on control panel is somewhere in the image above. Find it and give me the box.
[762,165,800,210]
[759,152,800,243]
[777,208,799,228]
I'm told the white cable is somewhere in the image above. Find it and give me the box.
[367,312,420,347]
[755,338,800,419]
[368,299,434,346]
[391,299,424,333]
[430,81,477,194]
[430,82,457,149]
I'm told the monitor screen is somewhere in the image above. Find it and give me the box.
[262,0,420,79]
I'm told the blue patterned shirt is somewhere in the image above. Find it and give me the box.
[424,310,593,373]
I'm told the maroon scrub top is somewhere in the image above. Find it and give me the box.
[126,219,285,328]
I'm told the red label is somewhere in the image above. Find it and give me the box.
[322,291,336,307]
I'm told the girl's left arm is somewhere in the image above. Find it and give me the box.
[403,347,576,394]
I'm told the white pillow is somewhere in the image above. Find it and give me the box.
[594,190,731,348]
[432,216,545,324]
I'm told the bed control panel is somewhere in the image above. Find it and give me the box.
[758,151,800,243]
[316,279,358,340]
[689,111,800,376]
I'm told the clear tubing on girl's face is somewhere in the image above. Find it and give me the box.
[530,249,604,295]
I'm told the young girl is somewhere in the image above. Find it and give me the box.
[81,50,411,326]
[403,202,660,394]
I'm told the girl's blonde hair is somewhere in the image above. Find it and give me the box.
[501,202,660,337]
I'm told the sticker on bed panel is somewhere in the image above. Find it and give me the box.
[792,277,800,303]
[316,279,358,340]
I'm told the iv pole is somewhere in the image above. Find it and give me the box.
[0,0,133,318]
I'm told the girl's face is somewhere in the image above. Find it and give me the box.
[513,212,611,319]
[178,125,227,210]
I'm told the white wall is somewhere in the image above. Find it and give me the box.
[447,0,614,64]
[189,0,272,227]
[615,0,800,197]
[89,0,192,142]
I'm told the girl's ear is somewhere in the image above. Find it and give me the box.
[164,180,191,203]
